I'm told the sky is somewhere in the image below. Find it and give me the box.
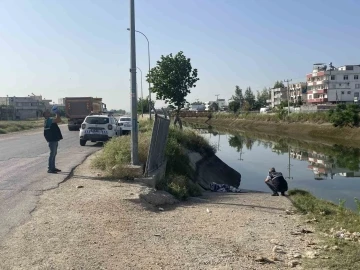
[1,0,360,111]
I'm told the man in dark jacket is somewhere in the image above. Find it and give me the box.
[265,167,288,196]
[43,110,63,174]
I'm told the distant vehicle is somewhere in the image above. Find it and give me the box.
[65,97,107,131]
[79,114,120,146]
[260,107,271,114]
[118,116,131,135]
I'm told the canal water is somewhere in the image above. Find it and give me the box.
[188,123,360,211]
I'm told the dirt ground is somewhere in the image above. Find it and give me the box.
[0,155,320,270]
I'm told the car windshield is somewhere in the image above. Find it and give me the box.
[120,118,131,122]
[85,117,109,124]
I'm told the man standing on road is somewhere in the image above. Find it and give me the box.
[43,110,63,174]
[265,167,288,196]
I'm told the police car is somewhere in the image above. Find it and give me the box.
[79,114,120,146]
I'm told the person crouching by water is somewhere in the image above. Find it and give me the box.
[43,110,63,174]
[265,167,288,196]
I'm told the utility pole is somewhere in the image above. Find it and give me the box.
[284,79,292,116]
[129,0,138,165]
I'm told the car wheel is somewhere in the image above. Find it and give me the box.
[80,139,87,146]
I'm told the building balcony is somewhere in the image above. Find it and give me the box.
[307,89,327,95]
[307,98,328,103]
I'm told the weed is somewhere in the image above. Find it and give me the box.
[354,198,360,214]
[93,119,212,199]
[289,189,360,269]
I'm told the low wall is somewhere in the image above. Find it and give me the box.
[187,150,241,190]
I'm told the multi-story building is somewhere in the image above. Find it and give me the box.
[0,95,52,120]
[289,82,307,104]
[306,63,360,104]
[269,87,288,108]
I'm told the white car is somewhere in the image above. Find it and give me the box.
[79,114,120,146]
[118,116,132,135]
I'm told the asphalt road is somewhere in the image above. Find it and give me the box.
[0,125,101,243]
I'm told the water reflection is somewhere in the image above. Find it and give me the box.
[185,122,360,211]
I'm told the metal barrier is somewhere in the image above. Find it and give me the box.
[145,114,170,176]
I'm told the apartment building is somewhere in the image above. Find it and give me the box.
[289,82,307,104]
[306,63,360,104]
[269,87,288,108]
[0,95,52,120]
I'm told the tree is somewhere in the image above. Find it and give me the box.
[232,85,244,103]
[209,102,219,111]
[147,51,199,129]
[274,81,285,88]
[229,100,240,113]
[254,87,271,110]
[244,87,255,110]
[137,97,155,114]
[328,104,360,127]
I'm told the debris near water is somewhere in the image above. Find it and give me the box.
[209,182,241,193]
[329,227,360,242]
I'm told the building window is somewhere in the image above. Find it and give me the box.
[355,84,360,89]
[339,83,342,86]
[331,75,335,80]
[355,75,359,80]
[355,92,359,97]
[347,83,350,86]
[348,91,351,95]
[341,91,345,94]
[344,75,348,80]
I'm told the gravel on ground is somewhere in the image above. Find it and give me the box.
[0,155,320,270]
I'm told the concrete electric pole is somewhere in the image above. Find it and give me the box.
[130,0,139,165]
[283,79,292,116]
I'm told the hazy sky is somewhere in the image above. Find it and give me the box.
[1,0,360,110]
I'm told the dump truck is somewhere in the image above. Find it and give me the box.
[65,97,107,131]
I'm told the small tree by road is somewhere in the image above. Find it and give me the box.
[147,51,199,129]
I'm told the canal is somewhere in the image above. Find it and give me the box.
[187,123,360,211]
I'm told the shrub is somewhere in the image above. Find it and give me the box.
[93,120,213,199]
[328,104,360,127]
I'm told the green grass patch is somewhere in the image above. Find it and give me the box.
[289,189,360,269]
[92,119,213,200]
[213,111,330,124]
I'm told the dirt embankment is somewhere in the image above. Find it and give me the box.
[184,117,360,147]
[0,154,324,270]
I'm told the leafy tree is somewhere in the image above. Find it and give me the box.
[229,100,240,113]
[232,85,244,103]
[209,102,219,111]
[274,81,285,88]
[147,51,199,129]
[254,87,270,110]
[328,104,360,127]
[137,97,155,114]
[191,101,204,105]
[242,100,251,112]
[244,87,255,110]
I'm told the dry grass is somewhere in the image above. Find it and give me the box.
[0,120,44,134]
